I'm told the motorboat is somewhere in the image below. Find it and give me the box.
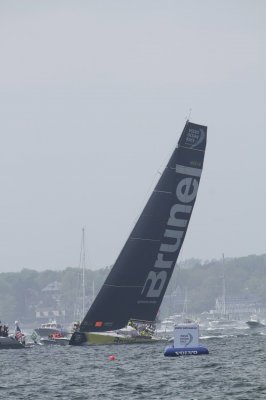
[246,315,265,328]
[39,332,70,346]
[0,321,26,349]
[34,321,69,338]
[0,335,25,349]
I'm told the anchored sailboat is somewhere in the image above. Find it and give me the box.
[70,120,207,345]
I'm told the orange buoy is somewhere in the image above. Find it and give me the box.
[108,355,116,361]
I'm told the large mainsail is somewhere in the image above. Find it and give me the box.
[80,121,207,332]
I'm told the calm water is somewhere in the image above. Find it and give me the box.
[1,327,266,400]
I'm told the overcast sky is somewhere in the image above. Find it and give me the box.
[0,0,265,272]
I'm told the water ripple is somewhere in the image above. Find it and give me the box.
[0,328,266,399]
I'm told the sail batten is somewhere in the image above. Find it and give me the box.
[130,238,161,242]
[153,190,172,194]
[79,121,207,333]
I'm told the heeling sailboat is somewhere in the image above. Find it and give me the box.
[70,120,207,345]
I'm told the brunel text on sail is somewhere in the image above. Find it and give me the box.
[139,164,202,302]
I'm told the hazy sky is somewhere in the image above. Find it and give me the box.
[0,0,265,272]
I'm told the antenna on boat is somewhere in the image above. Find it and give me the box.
[186,108,192,121]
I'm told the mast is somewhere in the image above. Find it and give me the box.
[182,288,188,317]
[81,227,86,320]
[81,227,86,319]
[75,227,86,321]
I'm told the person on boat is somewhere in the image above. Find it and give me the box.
[140,328,150,337]
[139,323,154,337]
[51,332,63,339]
[146,323,155,334]
[73,322,80,332]
[128,319,138,330]
[3,325,8,337]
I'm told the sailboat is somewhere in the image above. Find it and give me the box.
[39,228,89,346]
[246,315,265,328]
[70,120,207,345]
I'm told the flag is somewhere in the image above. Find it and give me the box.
[31,331,38,343]
[15,331,23,341]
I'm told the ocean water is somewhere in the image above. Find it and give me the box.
[1,327,266,400]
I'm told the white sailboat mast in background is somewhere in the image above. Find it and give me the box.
[222,253,226,317]
[81,227,86,320]
[75,227,87,322]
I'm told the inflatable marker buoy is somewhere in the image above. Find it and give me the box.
[164,345,209,356]
[164,323,209,357]
[108,355,116,361]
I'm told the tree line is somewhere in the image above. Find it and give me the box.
[0,253,265,325]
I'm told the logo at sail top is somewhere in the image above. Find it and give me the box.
[185,128,205,148]
[140,163,202,301]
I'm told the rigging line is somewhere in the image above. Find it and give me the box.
[123,123,188,243]
[178,145,205,152]
[130,237,160,242]
[127,147,173,232]
[78,228,83,268]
